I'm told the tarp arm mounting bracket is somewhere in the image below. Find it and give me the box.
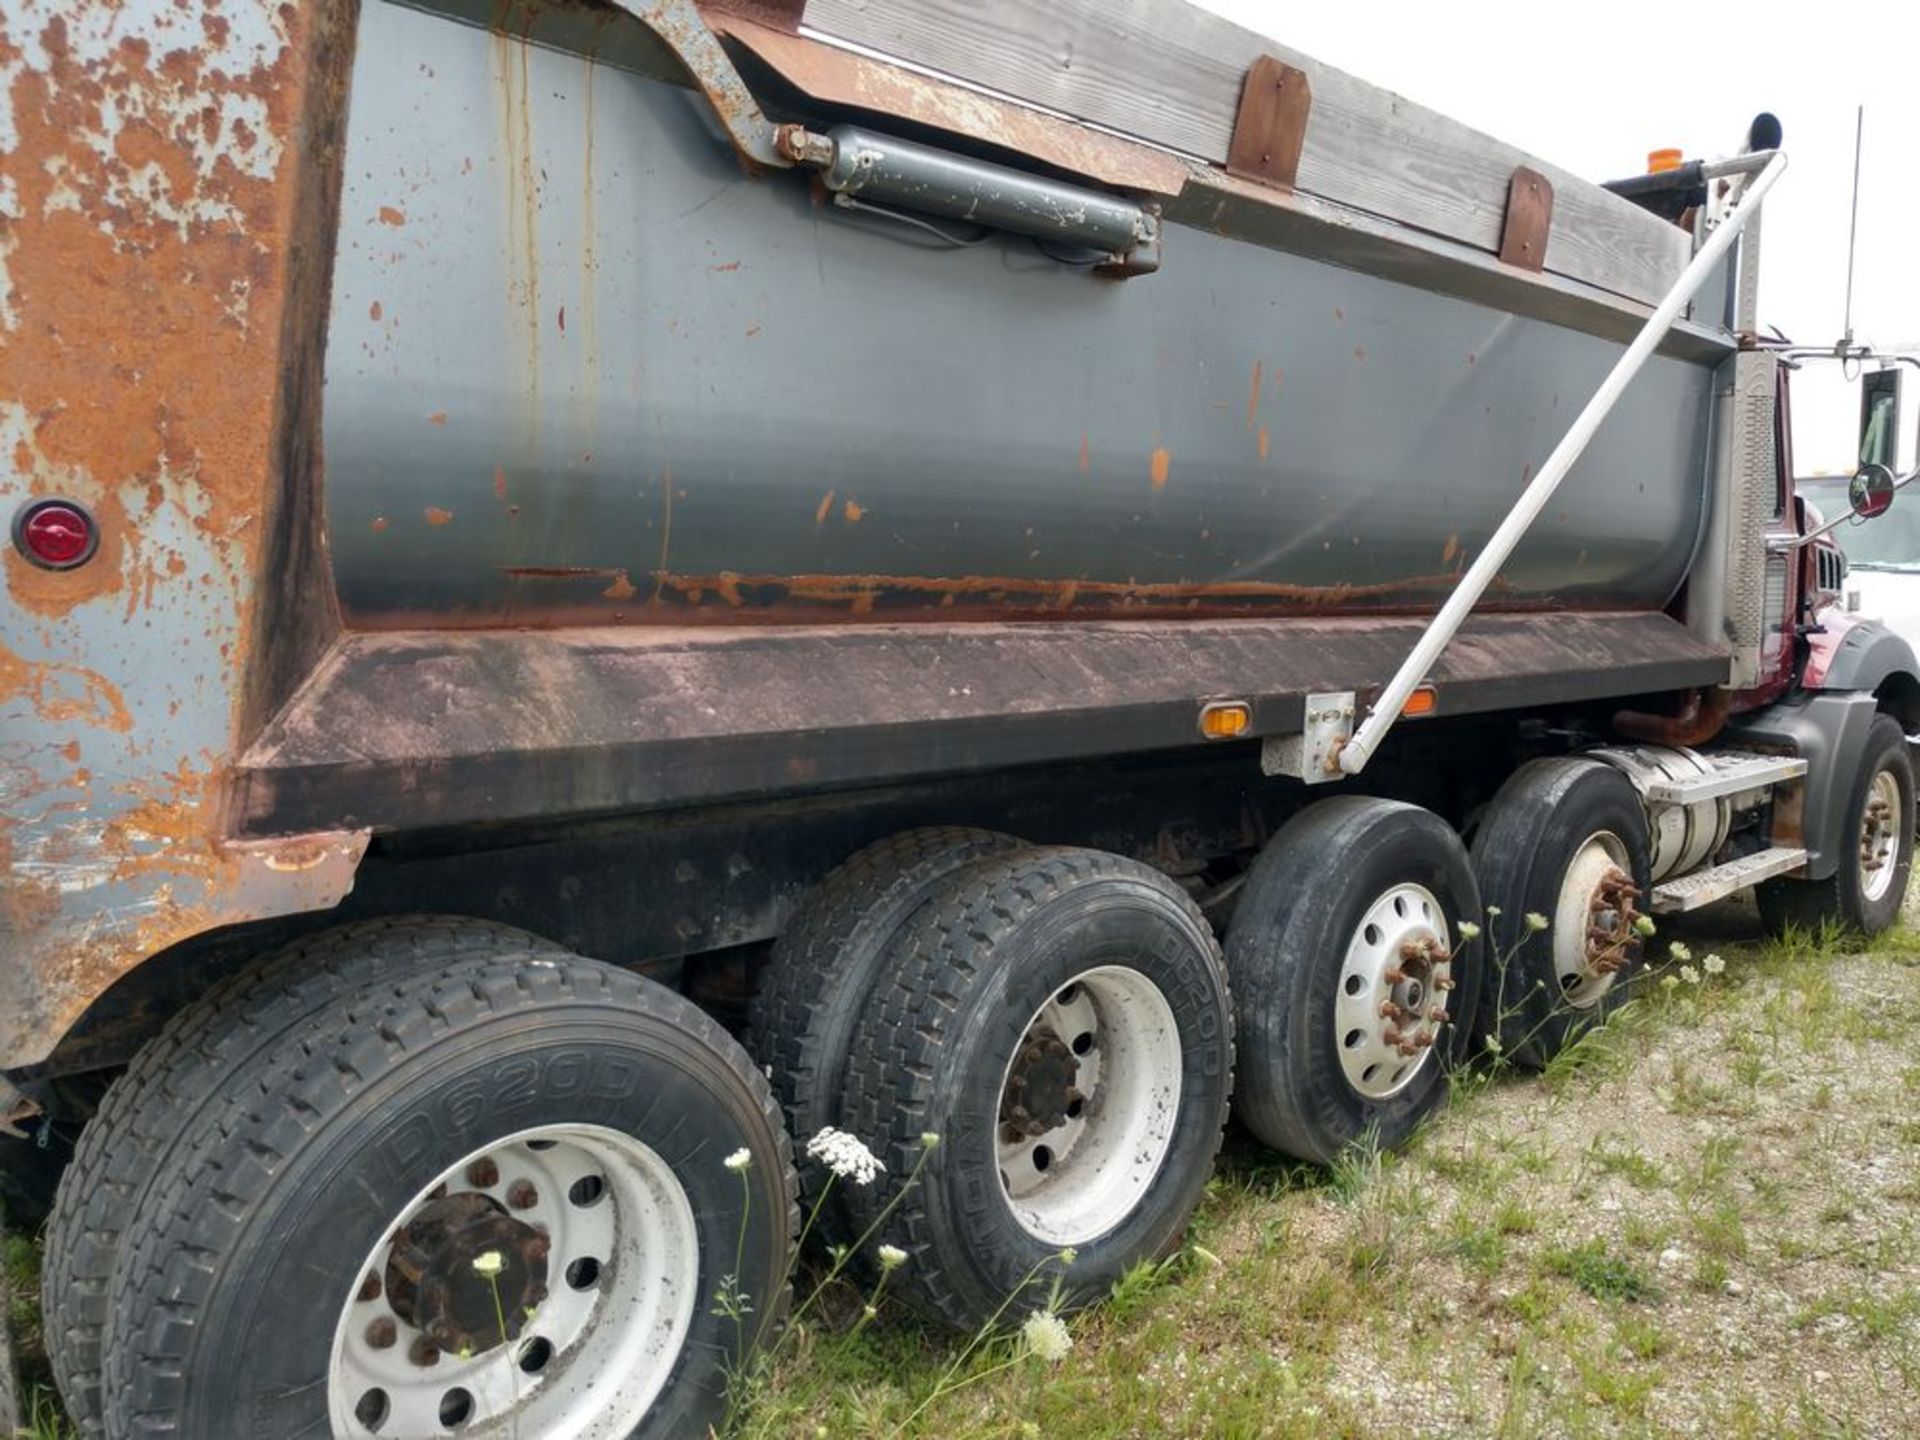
[1337,149,1789,776]
[614,0,791,169]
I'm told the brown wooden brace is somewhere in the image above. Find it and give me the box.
[1499,166,1553,271]
[1225,55,1311,191]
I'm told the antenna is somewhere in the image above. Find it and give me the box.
[1842,105,1863,350]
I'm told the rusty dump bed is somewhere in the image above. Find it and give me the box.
[0,0,1732,1069]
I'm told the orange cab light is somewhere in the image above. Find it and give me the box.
[1401,685,1439,718]
[1646,147,1683,174]
[1198,700,1253,739]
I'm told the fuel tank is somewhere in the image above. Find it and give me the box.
[322,1,1714,627]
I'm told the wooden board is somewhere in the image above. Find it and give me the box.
[800,0,1690,305]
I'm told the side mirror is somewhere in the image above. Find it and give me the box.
[1859,367,1901,471]
[1850,462,1896,519]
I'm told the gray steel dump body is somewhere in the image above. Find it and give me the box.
[327,1,1713,626]
[0,0,1738,1070]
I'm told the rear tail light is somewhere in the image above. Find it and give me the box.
[12,498,98,570]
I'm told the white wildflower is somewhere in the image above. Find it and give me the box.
[723,1148,753,1173]
[1680,965,1701,985]
[471,1250,505,1278]
[1484,1034,1503,1056]
[921,1132,942,1150]
[1702,953,1725,976]
[1058,1247,1078,1267]
[1485,905,1502,918]
[806,1127,885,1186]
[1021,1310,1073,1363]
[1524,912,1550,933]
[1659,975,1680,992]
[1456,920,1482,940]
[1632,914,1657,938]
[1668,941,1692,963]
[877,1244,908,1272]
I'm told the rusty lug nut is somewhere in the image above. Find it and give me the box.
[507,1179,539,1210]
[1398,941,1425,961]
[366,1317,397,1349]
[1428,1008,1451,1025]
[358,1272,382,1303]
[526,1233,552,1262]
[409,1336,441,1367]
[1384,968,1407,985]
[1413,1030,1436,1048]
[467,1157,500,1189]
[1434,976,1457,991]
[1384,1025,1405,1046]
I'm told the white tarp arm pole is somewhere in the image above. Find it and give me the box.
[1338,149,1788,775]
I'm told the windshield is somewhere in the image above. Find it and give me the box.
[1798,478,1920,570]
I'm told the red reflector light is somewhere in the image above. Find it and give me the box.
[13,498,98,571]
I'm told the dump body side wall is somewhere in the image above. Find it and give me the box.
[324,0,1715,628]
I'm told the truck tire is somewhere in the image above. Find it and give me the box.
[43,916,567,1438]
[841,848,1232,1328]
[1470,758,1654,1068]
[1758,712,1915,936]
[101,951,792,1440]
[746,826,1024,1242]
[1228,797,1483,1165]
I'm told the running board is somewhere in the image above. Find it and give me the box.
[1642,751,1807,804]
[1651,846,1807,913]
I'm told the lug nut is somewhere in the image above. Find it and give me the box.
[358,1273,383,1303]
[467,1157,500,1189]
[366,1317,397,1349]
[409,1337,441,1367]
[507,1179,539,1210]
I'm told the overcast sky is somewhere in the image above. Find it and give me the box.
[1196,0,1919,474]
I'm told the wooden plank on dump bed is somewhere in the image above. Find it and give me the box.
[799,0,1690,305]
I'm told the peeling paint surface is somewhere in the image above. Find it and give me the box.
[0,1,362,1068]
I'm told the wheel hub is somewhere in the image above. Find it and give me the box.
[1550,833,1636,1009]
[1335,883,1456,1100]
[385,1192,549,1356]
[993,966,1182,1246]
[1000,1029,1082,1139]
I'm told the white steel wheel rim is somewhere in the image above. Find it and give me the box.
[995,965,1182,1246]
[1335,882,1454,1100]
[1861,769,1902,903]
[327,1123,699,1440]
[1551,832,1632,1010]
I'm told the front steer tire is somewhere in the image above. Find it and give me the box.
[101,953,794,1440]
[1758,712,1915,937]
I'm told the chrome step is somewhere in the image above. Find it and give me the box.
[1642,750,1806,804]
[1651,846,1808,913]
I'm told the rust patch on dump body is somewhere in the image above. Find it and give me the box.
[1,2,364,1068]
[1149,447,1172,489]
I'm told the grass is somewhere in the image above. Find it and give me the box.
[6,905,1920,1439]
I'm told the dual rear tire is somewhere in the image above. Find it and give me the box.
[46,925,794,1440]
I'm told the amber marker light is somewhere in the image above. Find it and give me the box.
[1198,701,1253,739]
[1646,147,1683,174]
[1401,685,1439,718]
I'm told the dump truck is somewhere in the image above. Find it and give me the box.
[4,1,1918,1435]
